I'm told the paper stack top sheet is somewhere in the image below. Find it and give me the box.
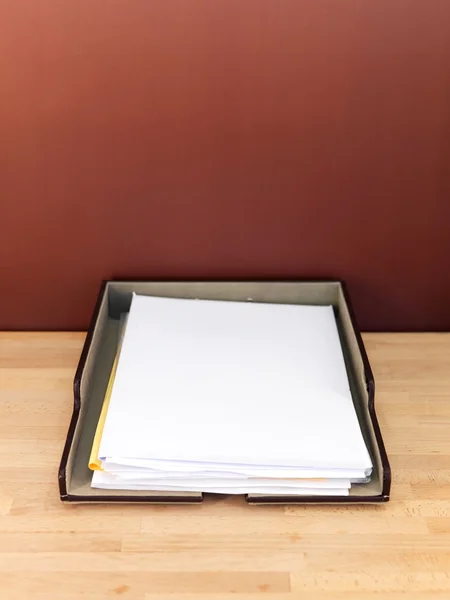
[91,294,372,496]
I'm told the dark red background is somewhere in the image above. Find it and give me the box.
[1,1,449,331]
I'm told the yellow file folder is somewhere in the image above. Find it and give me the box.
[89,315,127,471]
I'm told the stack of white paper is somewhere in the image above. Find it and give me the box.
[91,293,372,496]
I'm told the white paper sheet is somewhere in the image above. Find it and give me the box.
[91,471,350,495]
[102,458,368,480]
[98,294,371,472]
[107,473,350,489]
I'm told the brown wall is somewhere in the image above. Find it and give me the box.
[1,1,449,331]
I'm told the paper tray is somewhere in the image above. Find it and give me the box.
[59,280,391,504]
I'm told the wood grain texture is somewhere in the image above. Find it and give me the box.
[0,332,450,599]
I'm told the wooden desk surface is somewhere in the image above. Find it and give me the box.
[1,332,450,600]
